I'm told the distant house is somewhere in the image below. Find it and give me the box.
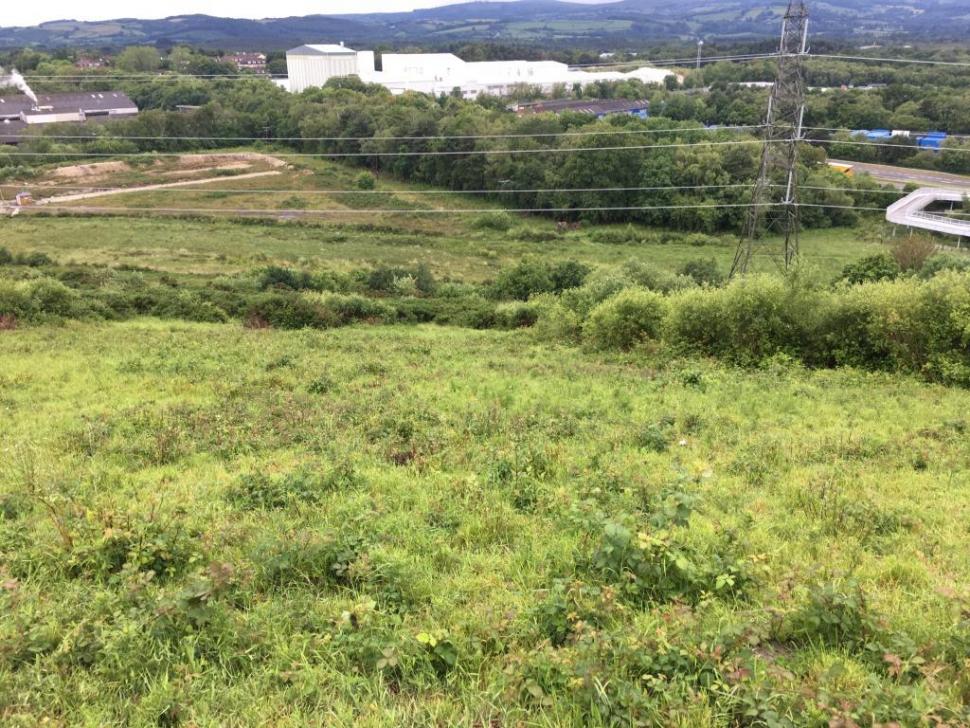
[0,92,139,144]
[76,56,107,70]
[511,98,650,119]
[222,52,267,73]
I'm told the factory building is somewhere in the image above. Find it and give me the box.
[284,44,676,98]
[286,44,374,93]
[0,91,139,144]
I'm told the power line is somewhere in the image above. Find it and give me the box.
[0,124,764,143]
[566,52,780,70]
[807,138,970,152]
[0,138,772,158]
[810,53,970,68]
[21,201,890,215]
[24,201,790,215]
[0,183,757,195]
[2,183,901,197]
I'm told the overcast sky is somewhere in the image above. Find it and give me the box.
[5,0,619,28]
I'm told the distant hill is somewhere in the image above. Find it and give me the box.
[2,0,969,50]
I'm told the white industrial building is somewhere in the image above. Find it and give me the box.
[284,44,676,97]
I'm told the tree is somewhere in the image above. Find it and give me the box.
[116,46,161,73]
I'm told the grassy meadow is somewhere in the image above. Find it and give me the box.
[0,216,882,281]
[2,156,970,726]
[1,321,969,725]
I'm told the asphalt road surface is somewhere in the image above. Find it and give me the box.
[831,160,970,191]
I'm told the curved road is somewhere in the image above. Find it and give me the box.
[831,159,970,191]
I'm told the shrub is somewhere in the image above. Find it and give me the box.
[227,469,330,510]
[0,246,12,264]
[549,260,590,292]
[666,276,826,365]
[622,259,696,293]
[683,233,721,248]
[679,258,724,286]
[24,278,89,320]
[840,253,900,284]
[488,259,590,301]
[891,235,938,272]
[0,280,29,318]
[584,289,667,350]
[494,301,540,329]
[786,580,878,650]
[258,266,315,291]
[355,171,376,190]
[516,227,562,243]
[589,226,644,245]
[589,521,751,605]
[151,291,229,323]
[471,211,513,232]
[314,293,394,325]
[531,295,583,343]
[14,251,54,267]
[364,264,436,295]
[921,253,970,278]
[245,293,337,329]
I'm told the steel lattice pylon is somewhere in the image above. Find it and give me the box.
[731,0,810,276]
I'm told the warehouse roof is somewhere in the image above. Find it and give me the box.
[0,92,137,120]
[515,98,649,115]
[287,44,357,55]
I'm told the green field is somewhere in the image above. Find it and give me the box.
[1,320,968,725]
[1,216,883,281]
[2,151,970,725]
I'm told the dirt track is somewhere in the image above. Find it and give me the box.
[34,170,284,207]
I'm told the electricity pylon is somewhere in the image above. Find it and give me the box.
[731,0,810,276]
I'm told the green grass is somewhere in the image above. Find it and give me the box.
[1,320,968,724]
[0,216,882,281]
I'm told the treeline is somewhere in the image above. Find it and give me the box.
[4,44,970,176]
[2,76,898,232]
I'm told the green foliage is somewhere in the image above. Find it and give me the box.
[666,275,824,366]
[584,288,667,350]
[355,171,377,190]
[115,46,161,72]
[471,211,514,232]
[227,469,335,510]
[588,520,752,605]
[920,253,970,278]
[840,252,901,284]
[679,257,724,286]
[488,258,590,301]
[786,580,878,650]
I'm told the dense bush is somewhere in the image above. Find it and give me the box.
[679,257,724,286]
[666,276,825,366]
[921,253,970,278]
[840,253,900,284]
[538,270,970,385]
[488,258,590,301]
[471,212,514,232]
[584,289,667,350]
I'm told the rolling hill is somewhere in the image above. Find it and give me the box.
[1,0,969,49]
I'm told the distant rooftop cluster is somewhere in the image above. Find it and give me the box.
[0,91,138,144]
[285,44,676,98]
